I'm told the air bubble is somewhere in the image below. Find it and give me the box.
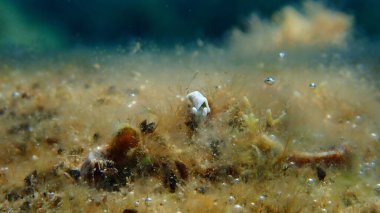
[12,91,20,98]
[145,197,153,206]
[233,178,240,184]
[233,204,243,212]
[279,51,287,59]
[227,195,235,204]
[309,82,317,89]
[370,133,379,141]
[127,89,139,97]
[258,195,266,201]
[307,178,315,185]
[264,77,275,85]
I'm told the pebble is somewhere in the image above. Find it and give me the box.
[67,168,81,181]
[316,166,326,181]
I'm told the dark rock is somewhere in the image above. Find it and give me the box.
[210,139,223,159]
[123,209,137,213]
[196,186,207,194]
[162,163,177,193]
[168,173,177,193]
[204,165,238,181]
[67,168,81,181]
[5,190,21,201]
[24,170,37,187]
[0,107,6,115]
[139,120,156,134]
[185,116,198,132]
[175,160,188,180]
[45,137,59,145]
[57,146,65,155]
[93,133,100,142]
[316,166,326,181]
[7,123,30,135]
[20,201,31,211]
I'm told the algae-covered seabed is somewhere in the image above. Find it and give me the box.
[1,2,380,213]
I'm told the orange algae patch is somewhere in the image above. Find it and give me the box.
[106,126,140,162]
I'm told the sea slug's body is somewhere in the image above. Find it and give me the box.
[186,91,211,117]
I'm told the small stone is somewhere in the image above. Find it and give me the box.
[168,173,177,193]
[20,201,31,211]
[134,201,140,207]
[67,168,81,181]
[316,166,326,181]
[93,133,100,142]
[123,209,137,213]
[175,160,188,180]
[24,170,37,187]
[5,190,20,201]
[196,186,207,194]
[139,120,156,134]
[264,77,275,85]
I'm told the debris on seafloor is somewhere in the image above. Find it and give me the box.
[139,120,156,134]
[256,134,285,157]
[242,113,259,136]
[316,166,326,181]
[286,144,352,167]
[80,126,140,190]
[240,101,354,169]
[79,124,188,193]
[266,109,286,127]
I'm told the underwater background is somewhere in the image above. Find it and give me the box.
[1,0,380,51]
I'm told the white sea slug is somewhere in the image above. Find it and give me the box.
[186,91,211,117]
